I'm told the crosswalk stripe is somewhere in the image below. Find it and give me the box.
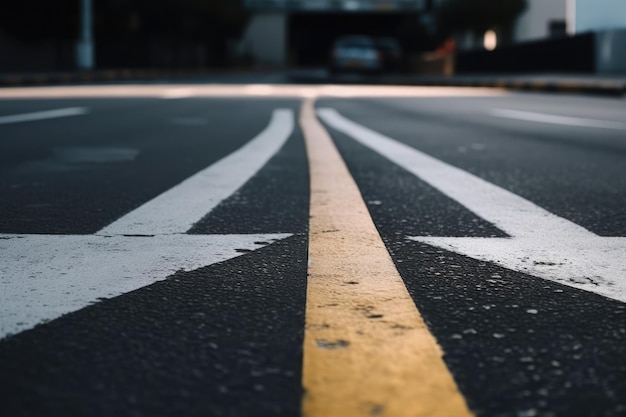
[300,98,473,417]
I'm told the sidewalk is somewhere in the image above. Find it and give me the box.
[391,73,626,98]
[2,68,625,98]
[288,69,626,97]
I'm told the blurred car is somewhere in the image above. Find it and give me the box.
[329,35,382,74]
[376,37,403,72]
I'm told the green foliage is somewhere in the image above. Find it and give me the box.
[437,0,526,35]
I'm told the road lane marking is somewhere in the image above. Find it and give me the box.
[0,109,296,339]
[318,108,626,303]
[99,109,294,236]
[301,99,472,417]
[490,108,626,130]
[318,108,590,240]
[0,234,290,339]
[0,107,87,125]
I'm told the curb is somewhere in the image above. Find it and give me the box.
[397,77,626,98]
[0,68,249,88]
[3,69,625,98]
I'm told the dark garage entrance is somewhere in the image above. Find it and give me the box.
[288,12,421,67]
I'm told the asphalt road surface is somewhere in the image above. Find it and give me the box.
[0,83,625,417]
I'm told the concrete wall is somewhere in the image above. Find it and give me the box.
[575,0,626,33]
[240,13,287,66]
[596,29,626,73]
[514,0,567,42]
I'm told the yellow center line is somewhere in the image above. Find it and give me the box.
[300,98,473,417]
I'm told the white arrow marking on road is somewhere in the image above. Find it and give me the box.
[0,234,290,339]
[0,109,295,340]
[318,108,626,303]
[0,107,88,125]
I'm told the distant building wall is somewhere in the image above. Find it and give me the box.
[240,13,287,66]
[575,0,626,33]
[514,0,567,42]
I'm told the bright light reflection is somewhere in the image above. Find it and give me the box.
[0,85,505,100]
[484,30,497,51]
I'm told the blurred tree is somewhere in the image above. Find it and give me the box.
[436,0,526,42]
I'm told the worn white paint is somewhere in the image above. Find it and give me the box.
[318,108,626,303]
[99,109,294,236]
[490,109,626,130]
[0,109,295,340]
[0,233,290,339]
[0,107,88,125]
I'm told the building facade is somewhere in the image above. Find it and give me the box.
[573,0,626,33]
[514,0,568,42]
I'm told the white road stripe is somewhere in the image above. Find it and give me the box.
[318,108,589,240]
[0,233,290,339]
[99,109,294,235]
[490,108,626,130]
[0,107,87,125]
[0,109,296,339]
[318,108,626,303]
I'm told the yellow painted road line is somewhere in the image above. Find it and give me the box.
[300,98,473,417]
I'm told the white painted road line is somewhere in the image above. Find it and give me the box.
[318,108,590,240]
[0,109,295,340]
[0,107,88,125]
[318,108,626,303]
[490,108,626,130]
[0,234,290,339]
[99,109,294,236]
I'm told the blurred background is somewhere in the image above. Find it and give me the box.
[0,0,625,77]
